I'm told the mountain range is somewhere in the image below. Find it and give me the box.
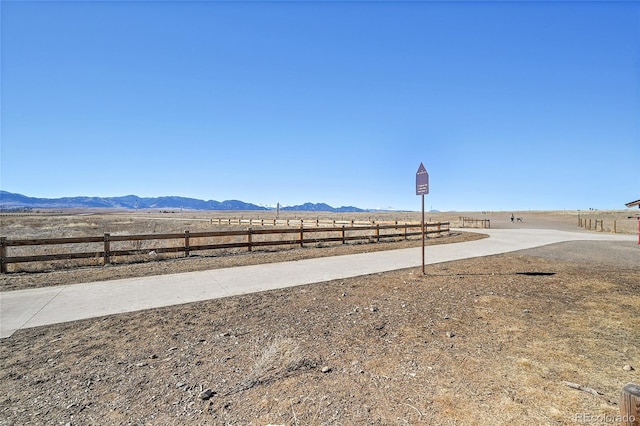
[0,191,367,213]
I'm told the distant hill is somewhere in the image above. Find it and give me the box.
[0,191,366,213]
[280,202,365,213]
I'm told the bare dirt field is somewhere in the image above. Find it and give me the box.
[1,210,638,425]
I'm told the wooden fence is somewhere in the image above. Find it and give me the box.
[0,222,450,273]
[577,217,619,233]
[621,383,640,426]
[459,217,491,229]
[208,218,388,228]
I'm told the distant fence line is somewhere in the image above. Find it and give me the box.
[0,222,450,274]
[459,217,491,229]
[208,218,407,228]
[577,217,619,233]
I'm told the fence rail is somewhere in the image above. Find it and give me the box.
[208,218,404,228]
[0,222,450,273]
[459,217,491,229]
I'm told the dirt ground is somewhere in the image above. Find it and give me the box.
[0,211,639,425]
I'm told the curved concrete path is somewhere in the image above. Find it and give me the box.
[0,228,635,338]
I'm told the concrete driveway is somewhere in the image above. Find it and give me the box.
[1,228,635,338]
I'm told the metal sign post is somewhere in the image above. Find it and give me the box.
[416,163,429,275]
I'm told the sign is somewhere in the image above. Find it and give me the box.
[416,162,429,275]
[416,163,429,195]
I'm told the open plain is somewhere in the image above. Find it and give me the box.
[0,210,638,425]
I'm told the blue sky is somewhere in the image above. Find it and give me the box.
[1,1,639,211]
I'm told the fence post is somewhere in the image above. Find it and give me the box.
[342,225,346,244]
[184,230,190,257]
[620,383,640,426]
[103,233,111,266]
[300,224,304,248]
[247,227,252,252]
[0,237,6,274]
[614,220,617,233]
[376,223,380,243]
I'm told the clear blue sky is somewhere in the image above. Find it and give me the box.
[1,1,639,211]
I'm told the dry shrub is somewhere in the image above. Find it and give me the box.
[226,337,317,395]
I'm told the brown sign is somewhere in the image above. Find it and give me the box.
[416,163,429,195]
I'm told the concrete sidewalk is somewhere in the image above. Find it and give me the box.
[1,228,635,338]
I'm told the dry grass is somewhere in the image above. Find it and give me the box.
[227,337,317,396]
[0,210,638,425]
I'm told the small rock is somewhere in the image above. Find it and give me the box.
[623,365,634,371]
[199,389,215,400]
[321,366,331,373]
[523,309,531,314]
[176,382,186,388]
[370,306,378,312]
[135,362,148,367]
[149,354,158,359]
[446,331,455,338]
